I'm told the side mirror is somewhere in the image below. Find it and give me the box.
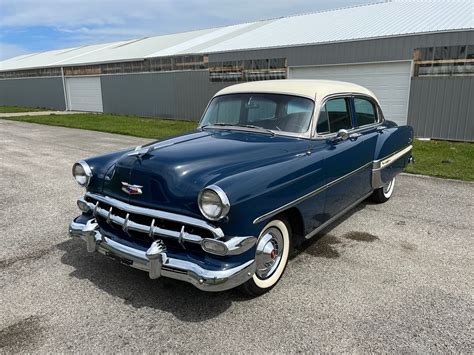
[332,129,349,143]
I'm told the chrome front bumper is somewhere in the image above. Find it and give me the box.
[69,217,256,292]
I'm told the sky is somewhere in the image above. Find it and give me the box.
[0,0,375,61]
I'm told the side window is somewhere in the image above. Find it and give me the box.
[316,105,329,134]
[354,98,377,126]
[319,98,352,133]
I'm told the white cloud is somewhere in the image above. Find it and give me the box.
[1,0,374,52]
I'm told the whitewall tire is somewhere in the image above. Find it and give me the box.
[370,177,396,203]
[241,218,292,296]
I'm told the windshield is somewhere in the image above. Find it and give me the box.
[200,93,314,134]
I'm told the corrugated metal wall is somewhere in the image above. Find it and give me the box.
[209,31,474,66]
[0,77,65,110]
[100,71,228,121]
[0,31,473,140]
[408,77,474,142]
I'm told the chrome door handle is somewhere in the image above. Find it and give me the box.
[349,133,362,140]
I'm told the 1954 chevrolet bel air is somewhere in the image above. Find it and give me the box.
[69,80,413,295]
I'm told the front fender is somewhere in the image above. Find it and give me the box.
[214,148,325,237]
[83,147,135,193]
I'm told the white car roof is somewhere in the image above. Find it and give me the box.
[214,79,378,103]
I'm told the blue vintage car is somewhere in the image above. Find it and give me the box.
[69,80,413,295]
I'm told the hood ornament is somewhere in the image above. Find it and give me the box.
[127,141,177,158]
[121,182,143,195]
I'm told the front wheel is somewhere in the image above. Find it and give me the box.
[240,218,292,296]
[370,177,396,203]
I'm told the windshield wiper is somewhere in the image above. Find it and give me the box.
[200,123,233,129]
[201,123,275,136]
[235,124,275,136]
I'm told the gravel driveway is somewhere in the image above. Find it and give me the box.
[0,119,472,353]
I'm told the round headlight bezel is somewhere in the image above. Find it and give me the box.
[198,185,230,221]
[72,160,92,187]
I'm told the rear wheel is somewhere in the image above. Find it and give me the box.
[240,218,292,296]
[370,177,396,203]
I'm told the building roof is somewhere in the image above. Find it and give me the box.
[1,0,473,72]
[214,80,378,102]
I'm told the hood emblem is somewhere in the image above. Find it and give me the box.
[121,182,143,195]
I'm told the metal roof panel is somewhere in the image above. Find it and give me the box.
[1,0,472,71]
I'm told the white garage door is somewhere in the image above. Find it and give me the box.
[289,61,412,126]
[66,76,103,112]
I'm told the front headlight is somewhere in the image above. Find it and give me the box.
[198,185,230,221]
[72,161,92,187]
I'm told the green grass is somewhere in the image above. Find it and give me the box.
[1,113,198,140]
[406,139,474,181]
[0,105,48,113]
[1,112,472,181]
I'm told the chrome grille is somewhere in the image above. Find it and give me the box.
[81,192,223,247]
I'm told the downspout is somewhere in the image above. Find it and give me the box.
[61,66,69,111]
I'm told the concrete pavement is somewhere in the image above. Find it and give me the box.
[0,119,472,352]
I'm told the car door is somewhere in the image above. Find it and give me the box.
[315,96,374,221]
[351,95,383,189]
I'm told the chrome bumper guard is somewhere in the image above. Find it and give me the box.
[69,218,256,292]
[79,193,256,256]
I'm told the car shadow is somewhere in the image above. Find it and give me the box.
[294,201,371,256]
[57,239,251,322]
[58,200,373,320]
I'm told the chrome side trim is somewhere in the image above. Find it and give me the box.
[253,144,412,225]
[69,218,256,292]
[372,145,412,189]
[305,191,372,240]
[373,145,413,170]
[253,161,373,224]
[85,192,224,239]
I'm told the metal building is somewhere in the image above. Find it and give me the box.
[1,1,473,141]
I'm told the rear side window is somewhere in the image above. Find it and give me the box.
[354,98,377,126]
[317,98,352,134]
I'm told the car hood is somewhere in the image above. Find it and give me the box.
[101,129,309,215]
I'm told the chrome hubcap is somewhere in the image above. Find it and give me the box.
[255,227,283,280]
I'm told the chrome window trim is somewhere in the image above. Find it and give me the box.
[253,161,373,224]
[352,95,382,128]
[198,92,316,140]
[312,93,385,139]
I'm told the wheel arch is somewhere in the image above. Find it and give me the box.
[276,207,305,245]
